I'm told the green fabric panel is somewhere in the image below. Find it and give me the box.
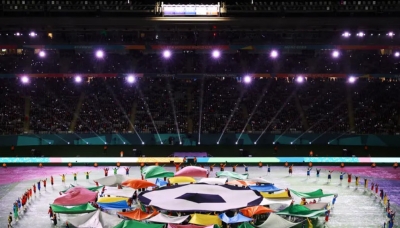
[289,189,336,199]
[114,220,164,228]
[142,166,175,179]
[238,222,254,228]
[276,205,326,218]
[51,203,97,214]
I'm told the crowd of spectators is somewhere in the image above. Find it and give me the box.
[1,50,400,75]
[0,30,398,46]
[0,50,399,135]
[0,76,399,136]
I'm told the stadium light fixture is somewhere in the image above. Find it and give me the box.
[126,75,136,84]
[95,50,105,59]
[356,32,365,37]
[342,32,351,37]
[38,50,46,58]
[332,50,340,58]
[394,52,400,57]
[163,50,172,59]
[387,32,395,37]
[348,76,356,83]
[296,76,304,83]
[74,76,82,83]
[29,32,37,37]
[21,76,29,84]
[270,50,278,58]
[212,50,221,58]
[243,75,252,84]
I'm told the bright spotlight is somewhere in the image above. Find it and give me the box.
[387,32,395,37]
[243,75,252,84]
[29,32,37,37]
[342,32,351,37]
[296,76,304,83]
[179,141,182,145]
[86,142,89,144]
[328,142,330,144]
[67,142,70,144]
[161,142,163,145]
[290,142,293,145]
[212,50,221,58]
[309,142,312,144]
[332,50,340,58]
[21,76,29,84]
[395,52,400,57]
[104,142,107,144]
[198,142,200,145]
[95,50,104,58]
[142,142,145,145]
[270,50,278,58]
[348,76,356,83]
[126,75,136,84]
[254,142,257,145]
[38,50,46,58]
[217,142,219,145]
[74,76,82,83]
[123,142,126,144]
[356,32,365,37]
[272,142,275,145]
[235,142,238,145]
[163,50,171,59]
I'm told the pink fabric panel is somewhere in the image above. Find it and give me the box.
[53,186,97,206]
[174,166,208,177]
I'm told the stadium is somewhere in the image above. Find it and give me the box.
[0,0,399,227]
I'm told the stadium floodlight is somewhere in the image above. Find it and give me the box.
[296,76,304,83]
[38,50,46,58]
[21,76,29,84]
[243,75,252,84]
[332,50,340,58]
[95,50,104,59]
[126,75,136,84]
[348,76,356,83]
[270,50,278,58]
[395,52,400,57]
[387,32,395,37]
[212,50,221,59]
[29,32,37,37]
[163,50,172,59]
[74,76,82,83]
[342,32,351,37]
[356,32,365,37]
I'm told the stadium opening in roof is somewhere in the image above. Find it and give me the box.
[161,3,220,16]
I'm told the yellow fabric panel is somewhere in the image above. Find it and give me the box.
[97,197,128,203]
[189,213,222,226]
[169,176,196,184]
[260,191,291,199]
